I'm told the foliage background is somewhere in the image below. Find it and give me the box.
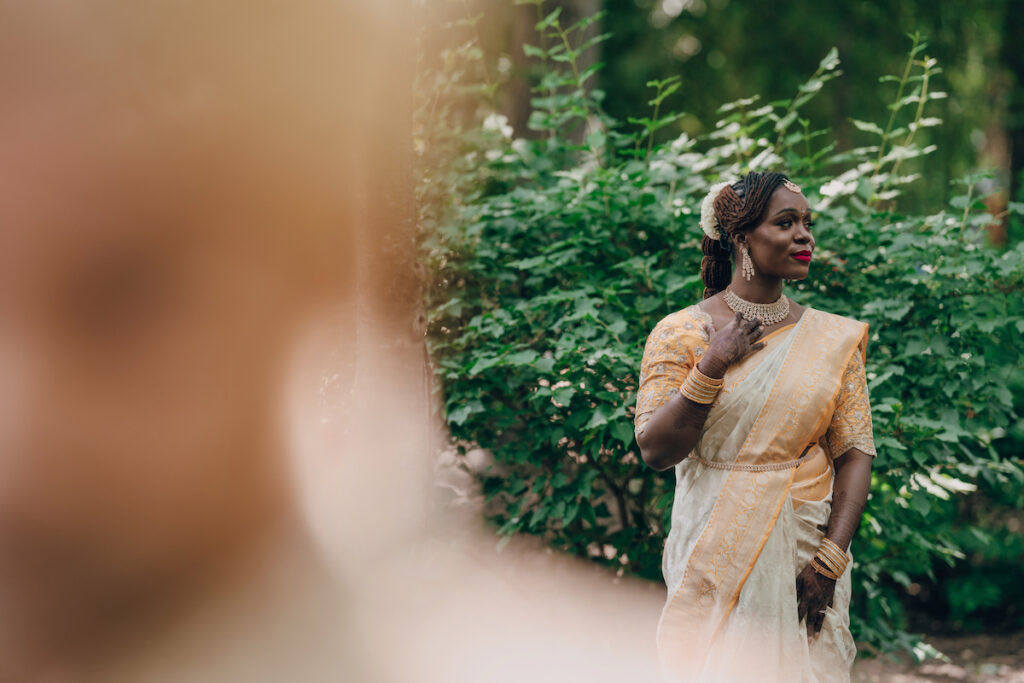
[415,0,1024,656]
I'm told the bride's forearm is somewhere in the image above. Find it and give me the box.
[825,448,873,551]
[637,395,711,471]
[637,358,728,472]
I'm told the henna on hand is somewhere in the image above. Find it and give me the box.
[794,448,872,637]
[705,311,767,370]
[637,313,769,471]
[796,563,836,638]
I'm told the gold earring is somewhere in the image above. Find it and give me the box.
[741,245,756,281]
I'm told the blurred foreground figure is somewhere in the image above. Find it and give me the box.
[0,2,664,681]
[0,2,386,679]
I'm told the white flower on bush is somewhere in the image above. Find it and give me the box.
[749,147,782,170]
[511,138,530,158]
[649,159,675,180]
[483,113,513,139]
[692,156,717,173]
[818,164,875,207]
[819,177,858,198]
[670,132,693,153]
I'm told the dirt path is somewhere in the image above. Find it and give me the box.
[852,632,1024,682]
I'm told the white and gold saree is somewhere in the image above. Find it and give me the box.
[635,303,877,682]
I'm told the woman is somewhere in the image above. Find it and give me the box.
[634,172,876,682]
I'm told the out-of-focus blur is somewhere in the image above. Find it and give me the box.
[0,1,390,679]
[0,1,666,681]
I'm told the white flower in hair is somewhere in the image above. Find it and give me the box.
[699,179,736,240]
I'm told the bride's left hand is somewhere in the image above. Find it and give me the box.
[795,563,836,639]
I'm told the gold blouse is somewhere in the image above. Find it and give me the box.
[634,304,877,460]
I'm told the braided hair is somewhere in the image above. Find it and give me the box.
[700,171,789,299]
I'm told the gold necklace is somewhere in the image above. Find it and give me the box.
[723,286,791,325]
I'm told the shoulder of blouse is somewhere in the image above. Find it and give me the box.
[647,302,713,345]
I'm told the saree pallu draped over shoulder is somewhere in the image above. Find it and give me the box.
[655,307,868,682]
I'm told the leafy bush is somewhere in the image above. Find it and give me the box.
[416,5,1024,655]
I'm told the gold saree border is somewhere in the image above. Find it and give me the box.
[791,326,870,509]
[656,308,868,679]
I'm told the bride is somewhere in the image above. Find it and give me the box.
[634,172,877,682]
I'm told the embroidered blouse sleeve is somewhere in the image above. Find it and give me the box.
[824,348,877,459]
[634,308,709,440]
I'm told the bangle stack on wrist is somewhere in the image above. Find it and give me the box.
[811,537,848,581]
[679,364,725,405]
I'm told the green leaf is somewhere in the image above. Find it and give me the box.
[585,408,609,430]
[535,6,562,30]
[610,421,635,446]
[467,356,501,376]
[910,490,931,517]
[850,119,885,136]
[818,46,840,71]
[506,350,539,366]
[448,399,483,426]
[552,386,577,405]
[523,43,546,58]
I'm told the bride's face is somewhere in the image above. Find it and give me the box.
[742,186,815,281]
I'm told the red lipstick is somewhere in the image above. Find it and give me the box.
[791,250,812,263]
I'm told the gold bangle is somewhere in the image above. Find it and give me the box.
[814,543,848,576]
[690,364,724,388]
[817,542,846,566]
[680,375,720,399]
[679,377,718,403]
[682,377,719,396]
[819,547,848,572]
[679,366,723,405]
[687,379,721,394]
[679,383,716,405]
[819,539,849,571]
[811,557,840,580]
[820,537,848,557]
[812,557,840,580]
[814,552,845,577]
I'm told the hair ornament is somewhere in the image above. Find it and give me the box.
[699,179,736,241]
[783,178,802,194]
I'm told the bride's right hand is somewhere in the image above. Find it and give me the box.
[699,311,766,377]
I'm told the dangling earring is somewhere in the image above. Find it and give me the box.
[741,245,756,281]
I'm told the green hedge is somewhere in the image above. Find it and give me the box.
[416,7,1024,655]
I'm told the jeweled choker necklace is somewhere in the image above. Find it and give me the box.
[724,286,791,325]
